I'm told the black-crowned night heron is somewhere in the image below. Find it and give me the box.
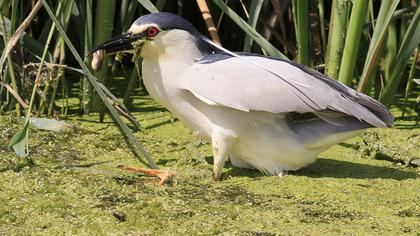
[91,12,393,181]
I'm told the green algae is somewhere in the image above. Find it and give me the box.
[0,96,419,235]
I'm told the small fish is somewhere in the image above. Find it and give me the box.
[91,49,105,71]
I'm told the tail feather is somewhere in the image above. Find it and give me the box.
[273,58,394,128]
[353,93,394,127]
[288,116,370,150]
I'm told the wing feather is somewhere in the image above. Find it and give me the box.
[179,54,392,128]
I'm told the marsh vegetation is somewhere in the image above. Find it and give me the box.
[0,0,419,234]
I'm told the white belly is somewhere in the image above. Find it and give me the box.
[197,107,319,174]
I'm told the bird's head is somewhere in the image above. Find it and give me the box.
[89,12,216,62]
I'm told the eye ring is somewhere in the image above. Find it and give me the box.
[146,26,159,37]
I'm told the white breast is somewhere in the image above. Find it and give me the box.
[142,58,212,138]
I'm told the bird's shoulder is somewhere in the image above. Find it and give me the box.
[197,52,283,64]
[192,52,317,84]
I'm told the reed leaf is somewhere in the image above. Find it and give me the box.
[317,0,327,54]
[47,0,75,117]
[91,0,117,117]
[38,0,68,115]
[156,0,167,11]
[121,0,139,32]
[243,0,263,52]
[7,118,29,157]
[357,0,400,93]
[382,22,398,82]
[136,0,159,13]
[10,0,19,32]
[402,47,419,119]
[292,0,309,65]
[380,6,420,105]
[211,0,288,60]
[325,0,349,79]
[338,0,369,86]
[6,55,19,115]
[81,0,93,113]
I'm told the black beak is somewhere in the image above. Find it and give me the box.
[88,32,143,56]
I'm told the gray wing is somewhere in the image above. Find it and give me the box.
[179,54,393,128]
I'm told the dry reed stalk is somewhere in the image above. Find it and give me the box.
[0,0,43,74]
[196,0,221,46]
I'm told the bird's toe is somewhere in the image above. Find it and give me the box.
[277,170,288,177]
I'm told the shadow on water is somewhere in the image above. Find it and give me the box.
[0,161,111,173]
[294,158,418,180]
[338,142,360,150]
[0,160,35,173]
[54,161,110,169]
[145,118,179,129]
[393,121,419,130]
[224,167,265,179]
[129,106,168,113]
[203,156,265,179]
[214,157,417,180]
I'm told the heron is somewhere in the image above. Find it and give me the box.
[90,12,393,182]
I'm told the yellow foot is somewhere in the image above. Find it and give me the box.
[118,165,175,185]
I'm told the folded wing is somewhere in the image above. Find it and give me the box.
[179,54,393,128]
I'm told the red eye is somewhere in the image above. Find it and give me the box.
[146,26,159,37]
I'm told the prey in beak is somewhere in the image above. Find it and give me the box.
[88,31,146,71]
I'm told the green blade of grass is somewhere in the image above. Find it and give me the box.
[39,0,73,116]
[8,0,21,114]
[243,0,263,52]
[325,0,349,79]
[337,0,369,86]
[136,0,158,13]
[382,21,398,82]
[7,118,30,157]
[357,0,400,93]
[292,0,310,65]
[380,6,420,106]
[399,0,411,46]
[10,0,19,32]
[402,47,419,119]
[40,0,158,169]
[91,0,117,115]
[47,0,75,117]
[155,0,167,11]
[81,0,93,113]
[317,0,327,54]
[122,0,139,31]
